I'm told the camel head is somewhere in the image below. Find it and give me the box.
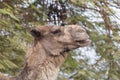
[30,25,91,56]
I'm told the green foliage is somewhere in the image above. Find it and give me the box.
[0,1,32,75]
[0,9,19,21]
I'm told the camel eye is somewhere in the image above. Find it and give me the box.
[52,30,61,35]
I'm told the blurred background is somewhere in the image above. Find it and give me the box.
[0,0,120,80]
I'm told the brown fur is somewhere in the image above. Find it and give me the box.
[0,25,90,80]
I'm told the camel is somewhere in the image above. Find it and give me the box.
[0,25,91,80]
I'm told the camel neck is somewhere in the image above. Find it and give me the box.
[17,43,67,80]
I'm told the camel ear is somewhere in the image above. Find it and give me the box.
[30,29,42,38]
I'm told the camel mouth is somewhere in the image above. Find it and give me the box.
[75,38,91,46]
